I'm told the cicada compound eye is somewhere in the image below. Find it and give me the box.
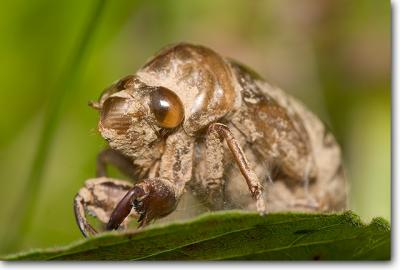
[150,87,184,129]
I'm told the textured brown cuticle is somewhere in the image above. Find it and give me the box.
[75,43,347,237]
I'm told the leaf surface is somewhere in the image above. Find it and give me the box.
[2,211,390,260]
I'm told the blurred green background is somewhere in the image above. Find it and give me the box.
[0,0,390,255]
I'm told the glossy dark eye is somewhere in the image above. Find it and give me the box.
[150,87,184,128]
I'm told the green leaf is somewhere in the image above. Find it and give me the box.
[2,210,390,261]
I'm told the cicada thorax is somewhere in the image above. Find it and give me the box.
[135,43,317,183]
[228,61,317,183]
[136,43,241,135]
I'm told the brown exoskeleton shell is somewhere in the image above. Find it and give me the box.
[74,43,347,237]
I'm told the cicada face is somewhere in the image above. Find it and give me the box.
[93,75,185,160]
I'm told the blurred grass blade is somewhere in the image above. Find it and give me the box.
[3,0,106,252]
[1,211,390,260]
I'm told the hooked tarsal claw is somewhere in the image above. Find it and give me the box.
[106,178,178,231]
[106,185,146,231]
